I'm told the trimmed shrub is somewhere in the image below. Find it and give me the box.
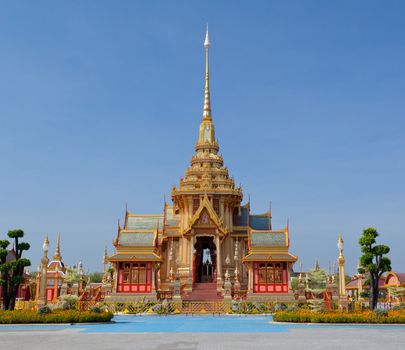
[286,305,299,312]
[0,310,113,324]
[392,303,405,311]
[272,309,405,324]
[90,306,101,314]
[274,303,287,312]
[374,308,388,317]
[37,306,51,315]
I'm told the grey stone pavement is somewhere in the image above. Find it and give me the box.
[0,328,405,350]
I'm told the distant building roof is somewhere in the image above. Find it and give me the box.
[385,272,405,286]
[126,214,163,230]
[346,276,386,289]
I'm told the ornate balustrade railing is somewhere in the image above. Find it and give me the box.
[77,300,276,315]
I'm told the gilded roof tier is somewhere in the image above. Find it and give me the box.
[171,28,242,199]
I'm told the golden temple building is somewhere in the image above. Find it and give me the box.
[108,29,297,302]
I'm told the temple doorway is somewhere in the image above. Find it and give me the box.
[194,236,216,283]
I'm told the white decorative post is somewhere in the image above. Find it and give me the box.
[224,255,232,300]
[233,239,240,294]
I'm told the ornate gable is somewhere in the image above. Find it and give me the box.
[183,193,226,235]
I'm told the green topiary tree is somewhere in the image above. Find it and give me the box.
[305,265,327,312]
[0,229,31,310]
[63,267,80,285]
[358,227,391,310]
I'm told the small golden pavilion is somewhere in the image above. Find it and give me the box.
[108,29,297,302]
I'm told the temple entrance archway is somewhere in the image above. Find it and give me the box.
[194,236,216,283]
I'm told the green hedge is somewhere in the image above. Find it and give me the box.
[272,310,405,324]
[0,310,114,324]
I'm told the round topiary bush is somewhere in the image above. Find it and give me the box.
[392,303,405,311]
[374,308,388,317]
[37,306,51,315]
[274,303,287,312]
[90,306,101,314]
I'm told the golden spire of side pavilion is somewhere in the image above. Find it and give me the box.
[53,232,61,261]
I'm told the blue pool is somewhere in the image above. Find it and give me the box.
[1,315,404,333]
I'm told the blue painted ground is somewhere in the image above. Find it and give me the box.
[1,315,405,333]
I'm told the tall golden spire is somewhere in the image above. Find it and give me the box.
[203,25,212,121]
[53,232,61,261]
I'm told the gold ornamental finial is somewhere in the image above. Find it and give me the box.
[203,24,212,121]
[53,232,61,261]
[337,233,344,258]
[42,234,50,254]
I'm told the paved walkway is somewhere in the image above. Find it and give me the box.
[0,316,404,350]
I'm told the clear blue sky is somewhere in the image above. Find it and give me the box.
[1,1,404,274]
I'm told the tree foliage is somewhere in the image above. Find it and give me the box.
[63,267,80,284]
[89,272,103,283]
[358,227,391,310]
[0,229,31,310]
[306,267,327,297]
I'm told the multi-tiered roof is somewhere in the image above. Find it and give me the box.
[171,29,242,199]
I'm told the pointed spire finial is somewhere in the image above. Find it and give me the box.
[53,232,61,261]
[202,25,212,121]
[314,259,320,271]
[204,24,210,48]
[43,234,49,254]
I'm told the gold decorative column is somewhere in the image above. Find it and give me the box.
[337,234,348,309]
[35,265,41,301]
[216,235,223,292]
[357,263,364,302]
[37,235,49,308]
[53,265,60,303]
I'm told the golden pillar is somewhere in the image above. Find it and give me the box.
[37,235,49,308]
[357,263,364,302]
[53,265,60,303]
[35,265,41,301]
[337,234,348,309]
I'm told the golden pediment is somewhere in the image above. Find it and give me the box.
[183,193,226,236]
